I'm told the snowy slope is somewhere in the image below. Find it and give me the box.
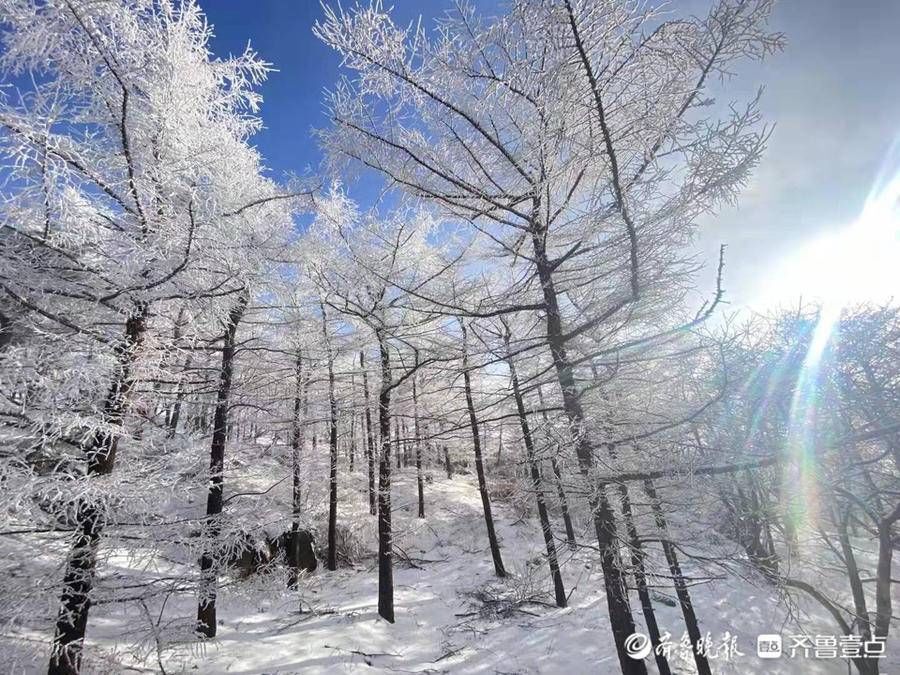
[20,464,881,675]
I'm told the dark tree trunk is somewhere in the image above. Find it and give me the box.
[607,445,668,675]
[836,506,872,644]
[536,386,577,550]
[395,417,401,470]
[361,351,377,515]
[200,405,210,434]
[444,446,452,479]
[166,307,188,435]
[288,349,309,589]
[375,330,395,622]
[321,303,339,572]
[620,488,669,674]
[529,201,644,675]
[196,292,247,639]
[49,306,149,675]
[460,321,506,578]
[348,379,356,473]
[439,420,452,479]
[412,357,425,519]
[167,355,191,436]
[729,480,778,576]
[874,503,898,640]
[644,479,711,675]
[748,473,779,566]
[49,504,102,675]
[504,331,565,606]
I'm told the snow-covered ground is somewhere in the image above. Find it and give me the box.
[3,457,895,674]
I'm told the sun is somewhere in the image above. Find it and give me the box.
[763,144,900,532]
[757,145,900,312]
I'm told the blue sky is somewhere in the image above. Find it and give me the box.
[204,1,900,311]
[205,1,336,180]
[204,2,464,190]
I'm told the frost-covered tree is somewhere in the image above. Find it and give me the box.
[304,190,457,622]
[315,0,782,668]
[695,305,900,675]
[0,1,301,670]
[1,3,895,675]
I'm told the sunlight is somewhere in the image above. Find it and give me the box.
[777,144,900,531]
[5,2,900,671]
[759,142,900,312]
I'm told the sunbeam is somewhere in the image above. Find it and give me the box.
[779,143,900,531]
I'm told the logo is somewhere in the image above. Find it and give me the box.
[757,634,782,659]
[625,633,652,660]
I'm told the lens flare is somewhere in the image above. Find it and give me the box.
[776,143,900,531]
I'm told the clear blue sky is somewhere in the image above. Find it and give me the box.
[203,1,900,310]
[204,1,337,180]
[204,2,475,192]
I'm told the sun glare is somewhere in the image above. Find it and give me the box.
[771,143,900,532]
[758,144,900,312]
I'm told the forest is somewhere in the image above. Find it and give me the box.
[0,0,897,673]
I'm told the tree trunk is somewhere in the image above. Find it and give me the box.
[412,357,425,519]
[460,321,506,578]
[874,503,898,640]
[167,355,192,436]
[644,479,711,675]
[529,203,643,674]
[444,446,452,479]
[536,386,577,550]
[394,415,403,469]
[361,350,377,515]
[375,330,395,622]
[196,292,247,639]
[49,306,149,675]
[835,506,872,645]
[504,332,565,606]
[166,307,188,435]
[288,349,309,589]
[439,420,452,479]
[321,303,339,572]
[349,377,356,473]
[610,451,668,675]
[598,429,668,673]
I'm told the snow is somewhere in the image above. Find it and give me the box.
[3,459,884,675]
